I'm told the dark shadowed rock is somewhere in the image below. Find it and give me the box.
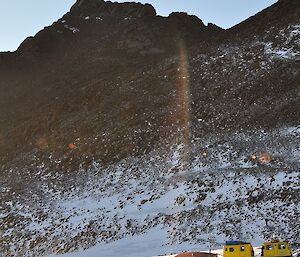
[168,12,205,28]
[71,0,156,18]
[0,0,299,168]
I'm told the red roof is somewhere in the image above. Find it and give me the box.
[176,252,218,257]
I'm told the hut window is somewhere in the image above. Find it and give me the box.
[241,246,245,252]
[230,248,234,252]
[266,245,273,250]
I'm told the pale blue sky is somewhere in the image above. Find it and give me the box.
[0,0,277,52]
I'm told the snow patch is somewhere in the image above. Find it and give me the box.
[64,24,80,34]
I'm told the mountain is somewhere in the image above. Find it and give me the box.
[229,0,300,36]
[0,0,225,167]
[0,0,299,256]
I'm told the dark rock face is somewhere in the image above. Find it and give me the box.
[0,0,299,168]
[17,1,219,56]
[168,12,205,27]
[0,0,227,167]
[71,0,157,18]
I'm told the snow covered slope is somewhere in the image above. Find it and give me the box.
[46,232,256,257]
[1,127,299,257]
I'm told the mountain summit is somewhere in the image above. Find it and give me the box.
[71,0,157,17]
[17,0,221,56]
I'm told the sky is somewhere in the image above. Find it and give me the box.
[0,0,277,52]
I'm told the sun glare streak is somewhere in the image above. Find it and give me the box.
[176,38,192,170]
[68,143,76,150]
[162,37,193,253]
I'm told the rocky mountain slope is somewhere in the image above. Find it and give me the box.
[0,0,299,256]
[0,0,225,167]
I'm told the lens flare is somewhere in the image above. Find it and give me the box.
[259,152,271,164]
[176,38,191,169]
[165,37,193,253]
[0,133,4,148]
[68,143,76,150]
